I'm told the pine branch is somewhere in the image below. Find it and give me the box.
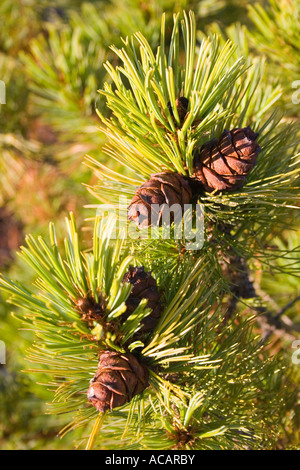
[0,214,226,446]
[88,12,300,258]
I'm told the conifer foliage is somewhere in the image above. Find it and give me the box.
[1,6,300,451]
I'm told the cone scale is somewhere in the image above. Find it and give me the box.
[128,172,192,228]
[193,127,261,192]
[87,351,149,412]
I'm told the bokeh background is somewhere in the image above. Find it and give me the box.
[0,0,299,449]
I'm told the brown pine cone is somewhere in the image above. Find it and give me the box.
[220,251,256,299]
[193,127,261,192]
[168,97,189,125]
[87,351,149,412]
[76,296,105,327]
[128,172,192,228]
[122,266,162,337]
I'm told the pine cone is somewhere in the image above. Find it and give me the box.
[193,127,261,192]
[128,172,192,228]
[87,351,149,412]
[220,251,256,299]
[122,266,162,337]
[76,296,105,327]
[168,97,189,125]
